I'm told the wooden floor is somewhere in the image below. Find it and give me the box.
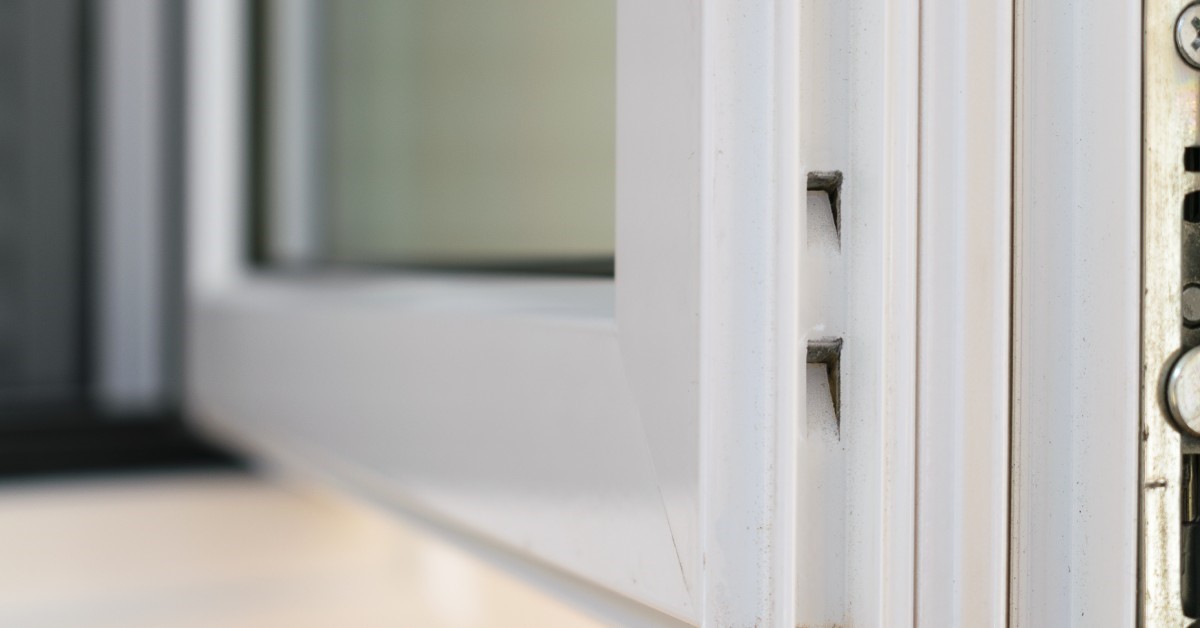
[0,471,603,627]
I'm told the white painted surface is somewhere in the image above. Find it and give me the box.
[829,0,920,625]
[916,1,1012,625]
[189,277,695,619]
[612,2,703,615]
[1009,0,1142,624]
[698,0,800,624]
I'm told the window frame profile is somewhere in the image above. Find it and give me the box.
[180,0,1039,624]
[188,1,711,623]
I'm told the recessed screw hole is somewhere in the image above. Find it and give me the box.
[1186,191,1200,223]
[1184,284,1200,328]
[1185,146,1200,172]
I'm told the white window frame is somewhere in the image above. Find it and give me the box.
[914,1,1013,625]
[182,0,1032,625]
[1009,0,1142,625]
[188,0,708,622]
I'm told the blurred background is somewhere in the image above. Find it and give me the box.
[1,0,613,625]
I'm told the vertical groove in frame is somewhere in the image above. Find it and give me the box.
[1005,0,1018,623]
[911,0,923,622]
[1008,0,1027,620]
[1134,119,1143,628]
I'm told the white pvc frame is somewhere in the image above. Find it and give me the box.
[183,0,1029,625]
[1009,0,1142,625]
[915,1,1013,625]
[189,0,707,622]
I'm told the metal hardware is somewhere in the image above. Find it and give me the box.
[1184,284,1200,327]
[1186,455,1200,617]
[806,171,843,237]
[1185,217,1200,342]
[806,337,842,422]
[1178,3,1200,69]
[1169,347,1200,438]
[1143,0,1199,621]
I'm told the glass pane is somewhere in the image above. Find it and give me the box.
[256,0,615,274]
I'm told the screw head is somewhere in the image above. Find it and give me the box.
[1167,345,1200,437]
[1177,3,1200,69]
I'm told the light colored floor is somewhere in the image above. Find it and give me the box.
[0,471,605,628]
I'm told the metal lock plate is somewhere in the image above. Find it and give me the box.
[1141,0,1200,622]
